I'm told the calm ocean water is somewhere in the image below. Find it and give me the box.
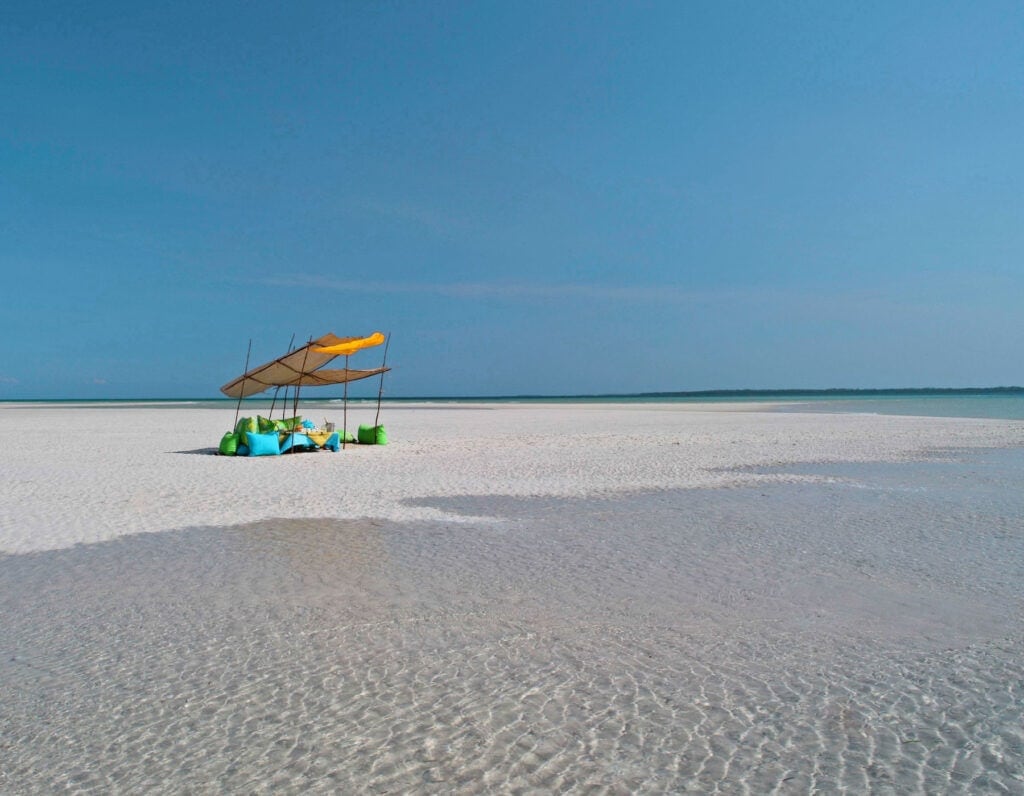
[8,390,1024,420]
[772,393,1024,420]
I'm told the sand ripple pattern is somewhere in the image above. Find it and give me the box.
[2,449,1023,792]
[4,610,1023,793]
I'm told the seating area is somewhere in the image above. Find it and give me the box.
[218,415,384,456]
[218,332,391,457]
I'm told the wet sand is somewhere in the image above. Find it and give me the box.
[1,404,1023,791]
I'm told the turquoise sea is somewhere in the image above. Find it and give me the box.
[486,391,1024,420]
[766,392,1024,420]
[7,388,1024,420]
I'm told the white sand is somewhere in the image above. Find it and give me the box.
[1,401,1021,554]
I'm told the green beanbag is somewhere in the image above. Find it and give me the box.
[235,416,258,437]
[357,424,387,445]
[218,432,239,456]
[256,415,302,432]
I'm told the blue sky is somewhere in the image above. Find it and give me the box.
[2,1,1022,398]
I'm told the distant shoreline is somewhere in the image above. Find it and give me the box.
[2,386,1023,404]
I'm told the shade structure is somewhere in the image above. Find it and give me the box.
[288,367,389,389]
[312,331,386,357]
[220,332,387,399]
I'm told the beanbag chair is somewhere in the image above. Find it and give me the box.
[245,431,281,457]
[357,424,387,445]
[257,415,301,431]
[218,432,239,456]
[235,416,258,438]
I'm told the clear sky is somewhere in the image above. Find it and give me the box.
[2,1,1022,398]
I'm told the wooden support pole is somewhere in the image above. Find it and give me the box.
[342,355,349,450]
[374,332,391,429]
[289,336,312,453]
[232,339,252,428]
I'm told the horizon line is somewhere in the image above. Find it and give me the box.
[3,386,1023,403]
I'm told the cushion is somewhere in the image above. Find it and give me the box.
[256,415,301,432]
[245,431,281,457]
[236,443,250,457]
[235,416,258,437]
[218,432,239,456]
[357,424,387,445]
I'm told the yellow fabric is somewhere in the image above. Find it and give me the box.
[311,331,385,356]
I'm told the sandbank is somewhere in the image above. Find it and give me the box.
[1,400,1021,554]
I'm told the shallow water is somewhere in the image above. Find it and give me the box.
[2,449,1023,793]
[776,394,1024,420]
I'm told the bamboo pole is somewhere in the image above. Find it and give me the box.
[374,332,391,429]
[289,336,313,453]
[276,334,296,421]
[342,355,350,450]
[232,339,253,429]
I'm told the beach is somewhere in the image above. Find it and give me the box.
[2,401,1023,791]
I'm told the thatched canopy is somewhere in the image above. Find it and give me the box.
[220,333,387,399]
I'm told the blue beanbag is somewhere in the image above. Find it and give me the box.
[323,431,340,452]
[279,433,316,454]
[246,431,281,457]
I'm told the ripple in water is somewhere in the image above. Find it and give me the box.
[1,449,1023,792]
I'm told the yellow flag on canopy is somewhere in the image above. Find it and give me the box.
[311,331,386,356]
